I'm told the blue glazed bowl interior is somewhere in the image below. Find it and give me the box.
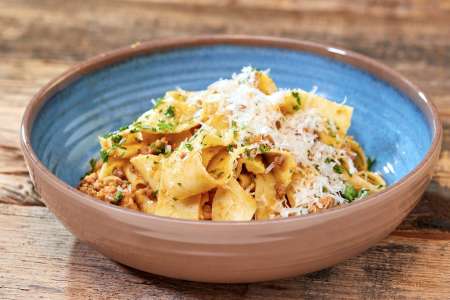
[31,45,432,187]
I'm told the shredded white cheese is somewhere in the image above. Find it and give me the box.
[184,66,357,217]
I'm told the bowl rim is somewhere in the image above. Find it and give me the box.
[20,35,443,226]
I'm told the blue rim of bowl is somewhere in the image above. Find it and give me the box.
[20,35,443,226]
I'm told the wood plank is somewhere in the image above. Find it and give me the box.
[0,203,449,299]
[0,57,70,206]
[0,0,449,66]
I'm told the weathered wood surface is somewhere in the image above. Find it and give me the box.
[0,0,449,298]
[1,204,450,300]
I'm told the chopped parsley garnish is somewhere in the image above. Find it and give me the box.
[231,120,237,128]
[111,134,123,144]
[325,157,334,164]
[89,158,97,171]
[113,191,124,204]
[258,144,271,153]
[118,125,128,131]
[177,182,182,187]
[293,104,300,111]
[156,120,174,132]
[357,188,369,198]
[333,164,344,174]
[367,157,376,171]
[100,149,109,162]
[150,142,166,155]
[164,105,175,118]
[130,121,143,133]
[292,91,301,107]
[226,144,234,152]
[154,97,164,108]
[342,184,358,202]
[185,143,193,151]
[151,190,158,198]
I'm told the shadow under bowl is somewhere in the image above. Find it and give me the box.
[20,36,442,283]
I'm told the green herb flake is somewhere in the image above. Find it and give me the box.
[177,182,182,187]
[100,149,109,163]
[367,157,376,171]
[231,120,237,128]
[118,125,128,131]
[164,105,175,118]
[150,142,166,155]
[113,191,124,204]
[357,188,369,198]
[258,144,271,153]
[151,190,158,198]
[156,120,174,132]
[130,121,143,133]
[111,134,123,144]
[226,144,234,152]
[342,184,358,202]
[333,164,344,174]
[185,143,193,151]
[293,104,300,111]
[292,91,301,107]
[325,157,334,164]
[89,158,97,170]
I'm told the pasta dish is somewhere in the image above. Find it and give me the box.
[79,67,386,221]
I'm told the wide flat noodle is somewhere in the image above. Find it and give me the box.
[242,156,265,174]
[212,179,256,221]
[124,163,146,190]
[137,97,200,134]
[254,173,278,220]
[154,192,202,220]
[135,189,157,214]
[98,159,126,179]
[264,150,296,188]
[346,171,386,191]
[130,154,161,191]
[159,149,232,200]
[300,91,353,135]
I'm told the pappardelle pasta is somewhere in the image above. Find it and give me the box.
[79,67,386,221]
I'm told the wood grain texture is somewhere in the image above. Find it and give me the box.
[0,0,450,298]
[1,204,449,300]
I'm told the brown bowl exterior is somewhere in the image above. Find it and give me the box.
[20,36,442,283]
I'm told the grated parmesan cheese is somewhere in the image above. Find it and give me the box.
[184,67,359,217]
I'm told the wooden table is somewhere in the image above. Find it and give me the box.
[1,1,450,299]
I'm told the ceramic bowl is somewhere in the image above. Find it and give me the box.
[20,36,442,283]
